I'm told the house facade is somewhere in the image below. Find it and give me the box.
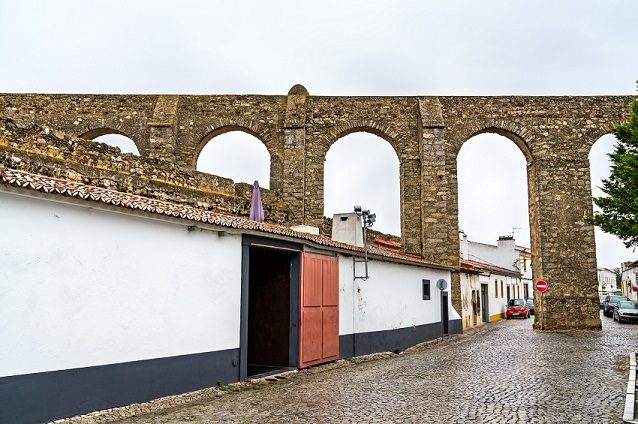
[460,260,522,327]
[620,261,638,301]
[459,232,527,328]
[597,267,618,296]
[515,245,533,299]
[0,166,459,424]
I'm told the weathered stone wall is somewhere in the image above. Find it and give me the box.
[439,95,632,329]
[0,89,633,330]
[0,116,289,223]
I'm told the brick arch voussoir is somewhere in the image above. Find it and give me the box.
[194,118,274,165]
[457,120,535,163]
[320,120,403,160]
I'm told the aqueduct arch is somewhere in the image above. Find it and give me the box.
[0,88,632,330]
[195,126,272,188]
[324,129,402,236]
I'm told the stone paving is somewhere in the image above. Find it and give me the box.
[104,312,637,423]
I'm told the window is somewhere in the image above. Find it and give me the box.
[423,279,431,300]
[494,280,498,298]
[501,281,504,298]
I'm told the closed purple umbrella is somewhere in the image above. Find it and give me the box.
[249,180,264,222]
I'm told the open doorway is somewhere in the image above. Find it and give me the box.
[242,237,300,379]
[240,236,340,381]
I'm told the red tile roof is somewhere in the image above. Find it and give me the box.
[460,259,520,277]
[0,165,451,270]
[374,237,401,250]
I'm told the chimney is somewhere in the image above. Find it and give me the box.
[498,235,515,252]
[459,230,469,260]
[331,213,364,247]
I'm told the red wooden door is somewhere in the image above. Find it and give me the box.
[299,252,339,368]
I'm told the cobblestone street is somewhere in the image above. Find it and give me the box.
[112,313,636,423]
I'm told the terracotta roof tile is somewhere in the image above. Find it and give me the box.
[460,259,520,277]
[374,237,402,250]
[1,165,450,270]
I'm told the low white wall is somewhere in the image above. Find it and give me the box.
[338,255,455,335]
[0,190,243,377]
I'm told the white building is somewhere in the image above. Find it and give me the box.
[515,245,533,299]
[620,261,638,301]
[597,267,617,296]
[0,166,459,423]
[460,259,522,327]
[459,232,528,328]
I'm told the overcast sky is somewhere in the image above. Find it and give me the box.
[2,0,637,269]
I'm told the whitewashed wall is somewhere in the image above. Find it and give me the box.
[598,267,617,295]
[621,266,638,301]
[488,273,520,320]
[0,190,243,378]
[338,255,456,335]
[459,272,481,328]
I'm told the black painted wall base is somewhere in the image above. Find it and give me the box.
[339,319,463,359]
[0,348,239,424]
[2,320,464,424]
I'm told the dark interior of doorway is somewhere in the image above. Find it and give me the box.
[247,246,297,378]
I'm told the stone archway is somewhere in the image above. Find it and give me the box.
[0,90,632,330]
[195,127,271,189]
[324,131,402,236]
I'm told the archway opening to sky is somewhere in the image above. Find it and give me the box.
[197,131,270,189]
[94,134,140,155]
[324,132,400,236]
[589,134,636,270]
[457,133,530,250]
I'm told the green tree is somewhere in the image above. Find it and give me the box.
[614,267,622,288]
[587,89,638,248]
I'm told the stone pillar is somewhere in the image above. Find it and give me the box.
[282,84,308,226]
[418,97,462,315]
[148,96,179,162]
[400,158,422,255]
[531,151,601,330]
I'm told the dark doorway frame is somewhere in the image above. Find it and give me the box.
[240,236,301,381]
[481,284,488,323]
[441,291,449,336]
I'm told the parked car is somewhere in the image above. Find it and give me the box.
[506,298,530,319]
[599,295,607,309]
[602,295,630,317]
[525,298,535,315]
[613,301,638,323]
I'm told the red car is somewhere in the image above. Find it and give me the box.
[506,298,531,319]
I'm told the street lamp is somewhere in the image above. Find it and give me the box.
[354,205,375,280]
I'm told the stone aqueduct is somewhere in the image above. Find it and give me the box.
[0,85,632,330]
